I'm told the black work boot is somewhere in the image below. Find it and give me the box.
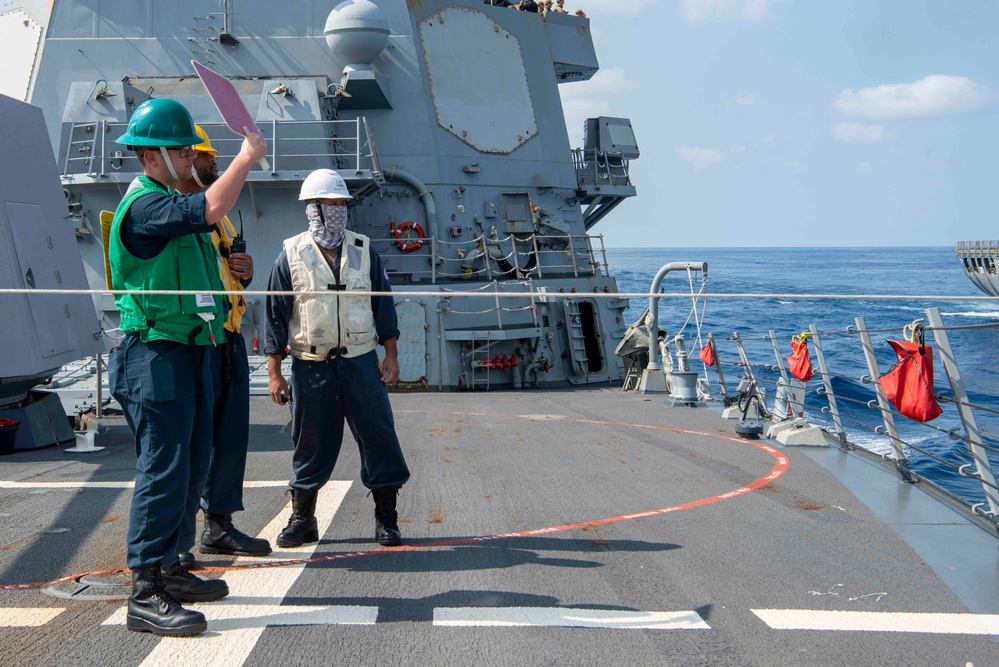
[127,565,208,636]
[276,488,319,548]
[372,487,402,547]
[177,551,196,570]
[200,512,272,556]
[162,562,229,602]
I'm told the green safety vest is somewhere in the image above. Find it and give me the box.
[108,175,225,346]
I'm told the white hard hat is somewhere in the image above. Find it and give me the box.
[299,168,353,201]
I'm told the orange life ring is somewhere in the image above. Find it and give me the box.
[392,221,425,252]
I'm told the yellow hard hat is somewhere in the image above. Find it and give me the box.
[193,124,219,157]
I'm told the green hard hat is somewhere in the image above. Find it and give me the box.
[115,98,201,147]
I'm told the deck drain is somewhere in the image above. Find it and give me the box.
[44,571,130,600]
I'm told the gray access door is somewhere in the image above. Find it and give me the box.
[395,300,428,383]
[6,202,75,358]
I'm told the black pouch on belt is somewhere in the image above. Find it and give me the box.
[187,325,206,403]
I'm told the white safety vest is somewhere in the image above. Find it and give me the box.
[284,229,378,361]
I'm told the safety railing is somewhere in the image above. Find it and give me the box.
[571,147,633,188]
[695,308,999,535]
[370,232,611,284]
[955,241,999,258]
[60,118,375,179]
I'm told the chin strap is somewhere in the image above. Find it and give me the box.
[190,164,207,189]
[158,146,181,182]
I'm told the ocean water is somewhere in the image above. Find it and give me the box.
[605,247,999,505]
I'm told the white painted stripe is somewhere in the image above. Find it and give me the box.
[102,481,360,666]
[753,609,999,634]
[433,607,710,630]
[0,607,65,627]
[0,481,291,489]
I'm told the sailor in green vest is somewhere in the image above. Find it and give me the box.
[105,98,266,637]
[173,125,271,568]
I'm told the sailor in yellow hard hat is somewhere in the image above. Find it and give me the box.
[173,125,271,569]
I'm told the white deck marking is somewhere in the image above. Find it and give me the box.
[102,481,366,666]
[433,607,710,629]
[753,609,999,634]
[0,607,65,627]
[0,481,291,489]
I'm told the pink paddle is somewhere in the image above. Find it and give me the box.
[192,60,270,171]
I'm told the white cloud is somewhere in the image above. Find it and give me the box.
[834,75,991,120]
[577,0,653,17]
[855,162,872,173]
[681,0,776,23]
[741,0,772,21]
[559,67,640,148]
[761,134,775,144]
[782,161,807,173]
[734,94,757,107]
[676,147,728,170]
[832,122,885,144]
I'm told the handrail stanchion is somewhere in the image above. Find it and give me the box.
[570,235,578,277]
[809,324,846,444]
[431,237,436,284]
[271,119,278,174]
[494,282,503,331]
[732,332,755,386]
[62,126,74,175]
[95,352,103,418]
[531,234,542,279]
[769,330,790,385]
[355,117,361,172]
[732,331,756,396]
[99,120,106,178]
[925,307,999,523]
[481,236,492,281]
[855,316,913,482]
[707,333,729,406]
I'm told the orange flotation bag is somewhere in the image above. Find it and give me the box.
[786,335,813,382]
[699,343,716,367]
[878,340,943,423]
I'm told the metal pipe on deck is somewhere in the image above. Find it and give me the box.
[385,166,439,242]
[646,262,708,371]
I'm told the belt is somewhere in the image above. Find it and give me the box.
[323,346,349,373]
[322,346,349,358]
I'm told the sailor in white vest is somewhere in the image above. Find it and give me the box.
[264,169,410,548]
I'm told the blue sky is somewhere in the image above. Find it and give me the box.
[563,0,999,247]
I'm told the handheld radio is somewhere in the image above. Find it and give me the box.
[231,211,247,254]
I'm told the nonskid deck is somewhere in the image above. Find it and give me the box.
[2,389,999,666]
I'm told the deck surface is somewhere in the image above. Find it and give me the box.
[2,388,999,666]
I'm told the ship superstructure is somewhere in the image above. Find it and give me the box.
[2,0,642,390]
[955,240,999,297]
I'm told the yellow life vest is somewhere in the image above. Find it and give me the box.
[209,215,248,333]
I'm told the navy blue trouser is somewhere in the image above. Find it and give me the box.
[203,330,250,514]
[289,350,410,492]
[175,330,251,552]
[108,334,214,570]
